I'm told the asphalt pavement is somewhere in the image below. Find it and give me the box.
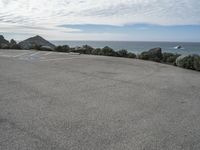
[0,49,200,150]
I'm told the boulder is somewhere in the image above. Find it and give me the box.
[176,54,200,71]
[18,35,55,50]
[40,46,54,51]
[148,47,163,60]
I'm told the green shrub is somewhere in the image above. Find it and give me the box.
[117,49,128,57]
[70,45,94,54]
[0,43,10,49]
[139,48,162,62]
[55,45,70,52]
[9,44,21,50]
[193,55,200,71]
[139,52,150,60]
[82,45,94,54]
[91,48,102,55]
[102,46,117,56]
[162,52,180,65]
[127,52,136,58]
[176,54,200,71]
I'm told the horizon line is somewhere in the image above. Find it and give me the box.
[50,40,200,43]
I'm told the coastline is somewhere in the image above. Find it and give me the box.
[52,40,200,55]
[0,35,200,71]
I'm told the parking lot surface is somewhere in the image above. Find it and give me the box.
[0,49,200,150]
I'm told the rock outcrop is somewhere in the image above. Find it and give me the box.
[18,35,55,50]
[0,35,9,48]
[0,35,9,44]
[9,39,20,49]
[10,39,17,45]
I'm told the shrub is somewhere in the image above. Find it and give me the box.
[70,45,94,54]
[91,48,102,55]
[193,55,200,71]
[127,52,136,58]
[176,54,200,71]
[9,44,21,49]
[0,43,10,49]
[162,52,180,65]
[55,45,70,52]
[102,46,117,56]
[117,49,128,57]
[82,45,94,54]
[139,48,162,62]
[138,52,150,60]
[9,39,21,49]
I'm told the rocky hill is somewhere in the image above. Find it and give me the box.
[19,35,55,50]
[0,35,10,48]
[0,35,9,44]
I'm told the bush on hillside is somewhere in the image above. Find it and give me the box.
[127,52,136,58]
[9,44,21,49]
[0,43,10,49]
[117,49,128,57]
[82,45,94,54]
[139,48,163,62]
[55,45,70,52]
[70,45,94,54]
[176,54,200,71]
[138,51,150,60]
[101,46,117,56]
[91,48,103,55]
[162,52,181,65]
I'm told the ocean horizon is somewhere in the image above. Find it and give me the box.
[52,41,200,55]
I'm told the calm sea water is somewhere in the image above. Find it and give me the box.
[52,41,200,55]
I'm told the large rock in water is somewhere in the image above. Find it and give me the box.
[0,35,9,48]
[18,35,55,50]
[139,47,163,62]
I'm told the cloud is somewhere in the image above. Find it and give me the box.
[0,0,199,39]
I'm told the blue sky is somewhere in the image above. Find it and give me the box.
[0,0,200,42]
[61,24,200,42]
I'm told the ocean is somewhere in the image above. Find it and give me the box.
[52,41,200,55]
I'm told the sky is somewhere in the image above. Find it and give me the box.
[0,0,200,42]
